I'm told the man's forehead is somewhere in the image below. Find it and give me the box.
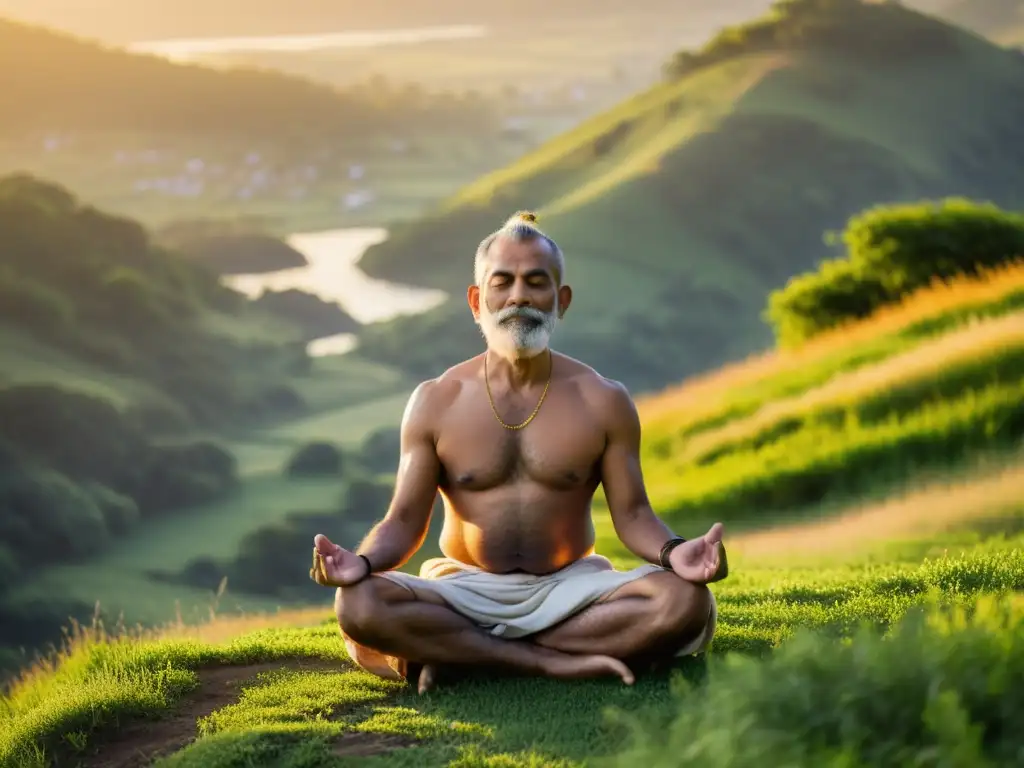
[486,236,556,275]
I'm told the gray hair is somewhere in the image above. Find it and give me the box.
[473,211,565,286]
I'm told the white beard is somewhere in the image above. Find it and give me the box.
[477,301,559,359]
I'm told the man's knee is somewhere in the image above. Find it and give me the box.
[334,577,386,643]
[646,573,712,641]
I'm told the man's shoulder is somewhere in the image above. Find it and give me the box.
[561,356,635,414]
[406,357,480,410]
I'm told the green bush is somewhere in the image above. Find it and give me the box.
[0,268,74,337]
[285,441,343,478]
[0,464,110,585]
[845,199,1024,290]
[765,257,892,347]
[139,440,238,513]
[359,427,400,473]
[608,595,1024,768]
[767,199,1024,346]
[344,477,394,524]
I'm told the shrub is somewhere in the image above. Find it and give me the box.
[344,477,393,523]
[84,482,140,535]
[765,258,892,347]
[844,199,1024,291]
[285,441,343,478]
[767,199,1024,346]
[139,440,238,513]
[0,268,74,336]
[360,427,401,473]
[0,385,147,494]
[608,595,1024,768]
[0,465,110,583]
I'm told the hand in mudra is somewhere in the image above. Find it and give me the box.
[310,534,369,587]
[668,522,728,584]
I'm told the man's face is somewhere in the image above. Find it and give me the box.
[469,236,571,359]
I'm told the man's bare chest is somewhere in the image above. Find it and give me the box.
[437,397,605,491]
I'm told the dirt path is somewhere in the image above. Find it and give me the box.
[78,659,414,768]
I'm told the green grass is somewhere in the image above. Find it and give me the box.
[354,1,1024,393]
[1,523,1020,767]
[587,267,1024,549]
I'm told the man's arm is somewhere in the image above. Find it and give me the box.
[354,380,442,571]
[598,380,680,565]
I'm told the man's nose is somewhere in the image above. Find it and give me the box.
[507,281,531,306]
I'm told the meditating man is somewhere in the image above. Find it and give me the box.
[311,211,728,693]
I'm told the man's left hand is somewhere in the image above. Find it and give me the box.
[668,522,728,584]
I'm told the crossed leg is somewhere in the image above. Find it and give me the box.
[533,570,713,662]
[335,569,713,692]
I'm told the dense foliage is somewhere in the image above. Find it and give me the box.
[612,595,1024,767]
[0,386,238,593]
[766,199,1024,346]
[285,442,344,478]
[0,174,309,425]
[0,175,319,653]
[151,475,405,599]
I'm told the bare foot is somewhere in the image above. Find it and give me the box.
[417,664,439,695]
[543,653,635,685]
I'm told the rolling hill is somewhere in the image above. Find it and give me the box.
[2,220,1023,767]
[0,17,511,231]
[0,174,415,674]
[0,17,490,140]
[354,0,1024,393]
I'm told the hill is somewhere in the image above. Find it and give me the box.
[0,173,312,581]
[354,0,1024,393]
[0,17,510,232]
[2,262,1023,762]
[0,174,416,675]
[0,18,491,140]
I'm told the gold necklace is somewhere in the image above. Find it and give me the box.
[484,349,552,430]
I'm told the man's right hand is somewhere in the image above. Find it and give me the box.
[310,534,370,587]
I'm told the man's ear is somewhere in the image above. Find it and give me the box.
[467,284,481,320]
[557,284,573,318]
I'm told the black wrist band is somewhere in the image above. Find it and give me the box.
[358,554,373,578]
[659,537,687,568]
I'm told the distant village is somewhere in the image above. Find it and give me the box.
[27,79,614,216]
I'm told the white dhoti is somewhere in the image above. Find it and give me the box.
[342,554,718,680]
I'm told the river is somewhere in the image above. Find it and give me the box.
[223,228,448,356]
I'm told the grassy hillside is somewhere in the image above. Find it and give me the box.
[3,190,1024,765]
[355,0,1024,393]
[597,261,1024,553]
[0,175,417,676]
[1,460,1020,766]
